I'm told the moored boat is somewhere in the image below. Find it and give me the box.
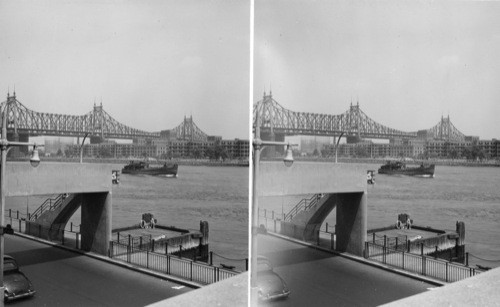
[122,161,178,176]
[378,161,435,177]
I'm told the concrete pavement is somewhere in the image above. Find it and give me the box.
[4,234,193,306]
[255,233,435,306]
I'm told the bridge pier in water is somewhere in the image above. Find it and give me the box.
[257,162,367,256]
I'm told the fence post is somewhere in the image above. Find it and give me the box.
[167,255,171,274]
[165,243,168,255]
[151,239,155,252]
[147,250,149,269]
[407,240,411,253]
[326,222,329,233]
[76,232,79,249]
[214,267,217,283]
[18,219,21,233]
[62,229,65,245]
[421,243,424,256]
[383,235,387,264]
[395,237,398,250]
[245,258,249,271]
[190,261,193,281]
[465,252,469,266]
[445,262,449,282]
[210,251,213,266]
[372,232,375,244]
[330,232,334,250]
[140,236,143,249]
[179,245,183,258]
[127,244,131,263]
[8,209,11,218]
[435,246,438,259]
[71,222,73,232]
[422,256,426,276]
[402,250,405,270]
[274,219,276,233]
[128,234,131,247]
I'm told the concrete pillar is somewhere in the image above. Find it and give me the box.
[80,192,112,255]
[336,192,367,256]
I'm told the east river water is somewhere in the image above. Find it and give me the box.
[7,163,500,271]
[8,164,249,269]
[261,164,500,269]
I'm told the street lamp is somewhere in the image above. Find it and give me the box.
[335,131,345,163]
[251,112,296,299]
[0,97,41,306]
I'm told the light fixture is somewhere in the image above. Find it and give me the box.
[283,144,294,167]
[30,145,40,168]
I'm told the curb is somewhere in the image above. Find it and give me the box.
[13,232,203,289]
[266,231,446,287]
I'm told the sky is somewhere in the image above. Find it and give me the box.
[0,0,250,140]
[254,0,500,140]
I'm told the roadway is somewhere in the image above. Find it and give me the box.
[257,234,436,307]
[4,235,193,306]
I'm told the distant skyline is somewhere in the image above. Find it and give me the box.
[0,0,250,140]
[254,1,500,140]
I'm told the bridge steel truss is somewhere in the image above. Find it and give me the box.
[253,93,466,141]
[0,94,159,139]
[0,94,211,142]
[170,115,208,142]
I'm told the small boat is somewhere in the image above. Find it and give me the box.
[122,161,178,177]
[378,161,435,177]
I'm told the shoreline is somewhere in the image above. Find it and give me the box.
[262,157,500,168]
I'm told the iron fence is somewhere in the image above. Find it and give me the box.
[365,241,483,283]
[109,241,239,285]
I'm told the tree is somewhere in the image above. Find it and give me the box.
[56,148,64,156]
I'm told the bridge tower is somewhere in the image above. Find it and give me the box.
[346,101,362,143]
[4,91,28,156]
[90,102,105,144]
[257,90,285,158]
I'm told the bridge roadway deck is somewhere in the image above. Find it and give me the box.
[256,233,436,306]
[4,234,193,306]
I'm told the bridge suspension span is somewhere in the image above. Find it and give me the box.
[253,92,466,142]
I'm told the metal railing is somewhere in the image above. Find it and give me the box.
[284,194,321,221]
[365,241,483,283]
[30,194,65,221]
[5,210,81,250]
[109,241,239,285]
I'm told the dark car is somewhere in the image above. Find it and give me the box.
[256,256,290,301]
[3,255,36,302]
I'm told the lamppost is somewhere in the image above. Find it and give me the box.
[0,96,41,306]
[335,131,345,163]
[251,112,295,298]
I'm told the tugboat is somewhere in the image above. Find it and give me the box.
[378,161,435,177]
[122,161,178,177]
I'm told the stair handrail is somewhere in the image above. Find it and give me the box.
[284,194,322,221]
[30,194,65,221]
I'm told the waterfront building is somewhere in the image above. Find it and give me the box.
[66,137,249,160]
